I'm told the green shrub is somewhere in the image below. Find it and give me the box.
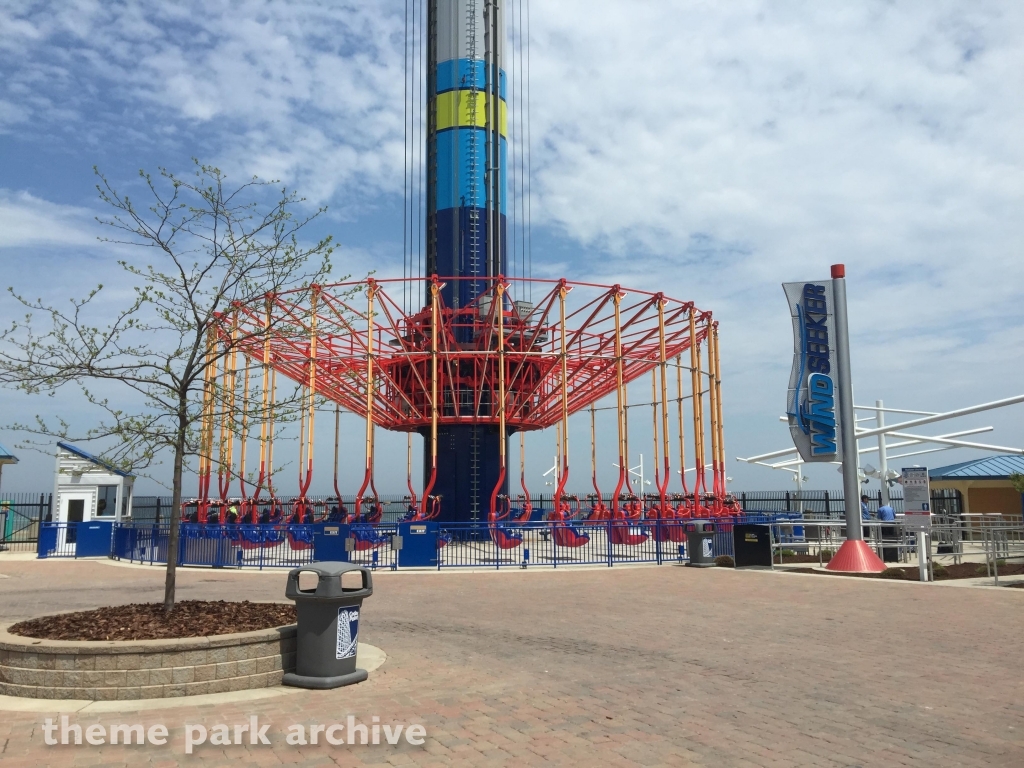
[931,562,948,578]
[820,549,834,562]
[880,567,908,580]
[976,559,1008,576]
[714,555,735,568]
[780,549,797,557]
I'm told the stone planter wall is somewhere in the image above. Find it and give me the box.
[0,624,296,700]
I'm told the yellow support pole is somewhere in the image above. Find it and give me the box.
[676,354,688,497]
[689,311,706,503]
[300,287,318,495]
[267,368,277,500]
[707,316,720,502]
[258,297,272,498]
[238,323,250,500]
[658,300,671,504]
[651,369,658,504]
[713,322,726,497]
[613,291,626,513]
[556,284,570,503]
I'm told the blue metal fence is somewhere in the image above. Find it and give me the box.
[432,516,803,569]
[36,521,114,558]
[45,513,812,570]
[110,522,402,570]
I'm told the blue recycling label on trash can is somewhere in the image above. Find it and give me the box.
[336,607,359,660]
[702,538,713,559]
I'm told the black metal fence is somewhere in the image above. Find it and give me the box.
[735,488,962,517]
[0,493,53,547]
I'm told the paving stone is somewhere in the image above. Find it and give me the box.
[1,560,1023,766]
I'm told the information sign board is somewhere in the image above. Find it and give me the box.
[901,467,931,531]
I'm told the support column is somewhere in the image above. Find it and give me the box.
[877,399,890,507]
[826,264,885,573]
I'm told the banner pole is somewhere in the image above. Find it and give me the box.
[831,264,862,542]
[826,263,885,572]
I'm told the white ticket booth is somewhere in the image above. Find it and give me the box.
[53,442,134,534]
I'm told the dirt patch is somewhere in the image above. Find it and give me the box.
[781,562,1024,582]
[8,601,296,641]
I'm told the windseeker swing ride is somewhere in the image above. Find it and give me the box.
[183,0,732,559]
[188,275,731,558]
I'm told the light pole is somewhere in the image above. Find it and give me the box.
[876,399,890,507]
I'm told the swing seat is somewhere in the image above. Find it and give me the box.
[652,517,686,543]
[287,524,314,551]
[548,508,590,548]
[489,525,523,549]
[350,523,388,551]
[234,524,286,550]
[553,524,590,548]
[510,506,533,523]
[609,521,649,546]
[646,509,678,542]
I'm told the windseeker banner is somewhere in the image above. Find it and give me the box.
[783,281,843,462]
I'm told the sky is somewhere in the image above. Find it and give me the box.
[1,0,1022,498]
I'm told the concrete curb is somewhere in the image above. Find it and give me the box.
[0,621,297,701]
[0,643,387,713]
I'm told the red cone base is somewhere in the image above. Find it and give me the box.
[825,539,887,573]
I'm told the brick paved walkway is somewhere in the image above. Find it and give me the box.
[1,558,1022,767]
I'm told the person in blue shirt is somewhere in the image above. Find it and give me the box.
[860,494,873,540]
[878,502,898,561]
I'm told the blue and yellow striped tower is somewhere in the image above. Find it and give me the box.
[425,0,509,522]
[427,0,507,313]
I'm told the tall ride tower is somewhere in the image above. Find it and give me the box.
[425,0,509,522]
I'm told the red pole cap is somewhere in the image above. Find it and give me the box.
[830,264,846,278]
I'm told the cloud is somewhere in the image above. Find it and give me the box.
[0,189,98,248]
[0,0,407,204]
[510,1,1024,487]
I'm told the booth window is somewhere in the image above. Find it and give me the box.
[97,485,118,517]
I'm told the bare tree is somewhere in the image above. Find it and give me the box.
[0,161,338,611]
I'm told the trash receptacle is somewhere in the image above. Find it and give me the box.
[686,526,716,567]
[733,524,772,567]
[282,562,373,689]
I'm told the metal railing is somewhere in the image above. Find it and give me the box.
[765,515,1024,572]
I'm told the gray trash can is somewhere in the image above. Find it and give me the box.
[282,562,373,689]
[686,525,716,567]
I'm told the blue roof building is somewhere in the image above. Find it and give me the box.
[0,441,17,465]
[0,442,18,499]
[929,455,1024,518]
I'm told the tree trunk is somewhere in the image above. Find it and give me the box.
[163,410,187,613]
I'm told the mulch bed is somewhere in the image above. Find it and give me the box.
[781,562,1024,582]
[8,601,296,642]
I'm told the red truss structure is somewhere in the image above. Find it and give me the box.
[222,277,712,433]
